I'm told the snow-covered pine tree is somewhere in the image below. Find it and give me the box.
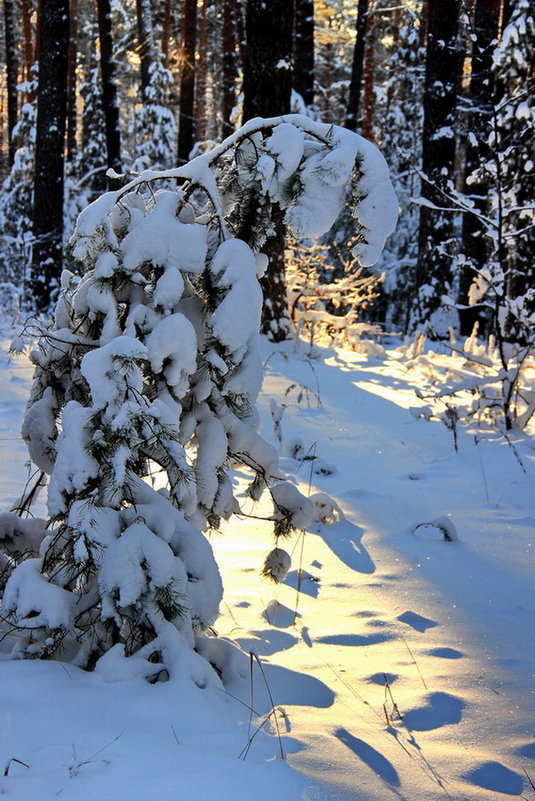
[492,0,535,343]
[64,62,109,236]
[0,73,37,290]
[377,4,425,332]
[133,57,177,172]
[0,115,397,682]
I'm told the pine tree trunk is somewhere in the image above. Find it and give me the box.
[221,0,238,136]
[96,0,122,178]
[345,0,368,131]
[242,0,292,122]
[194,0,208,142]
[293,0,314,107]
[3,0,18,166]
[21,0,34,83]
[414,0,460,330]
[242,0,293,341]
[67,0,79,162]
[136,0,155,100]
[162,0,171,68]
[362,13,375,141]
[458,0,501,335]
[178,0,197,163]
[30,0,69,310]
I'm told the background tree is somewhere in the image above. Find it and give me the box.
[177,0,197,163]
[293,0,314,108]
[345,0,368,131]
[3,0,18,166]
[414,0,461,332]
[242,0,294,341]
[96,0,122,178]
[457,0,502,335]
[30,0,69,310]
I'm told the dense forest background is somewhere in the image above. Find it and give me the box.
[0,0,533,344]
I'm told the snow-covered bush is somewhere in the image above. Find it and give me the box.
[286,237,382,352]
[0,115,396,681]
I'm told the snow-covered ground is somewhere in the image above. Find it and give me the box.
[1,330,534,801]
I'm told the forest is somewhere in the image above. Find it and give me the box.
[0,0,533,344]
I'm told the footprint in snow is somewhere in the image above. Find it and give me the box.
[366,672,398,685]
[403,691,464,731]
[516,742,535,759]
[428,646,463,659]
[397,610,438,632]
[316,632,394,647]
[464,761,524,795]
[236,629,297,656]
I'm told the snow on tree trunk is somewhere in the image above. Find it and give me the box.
[30,0,70,310]
[0,115,397,683]
[414,0,461,333]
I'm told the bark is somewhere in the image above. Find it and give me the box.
[177,0,197,163]
[21,0,34,83]
[96,0,122,177]
[414,0,461,329]
[293,0,314,107]
[3,0,18,166]
[242,0,293,122]
[345,0,368,131]
[136,0,155,100]
[458,0,501,335]
[222,0,239,136]
[30,0,69,310]
[162,0,171,68]
[67,0,79,161]
[194,0,208,142]
[362,13,375,141]
[242,0,293,341]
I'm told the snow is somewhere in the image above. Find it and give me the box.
[1,332,534,800]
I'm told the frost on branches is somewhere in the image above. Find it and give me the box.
[0,115,396,683]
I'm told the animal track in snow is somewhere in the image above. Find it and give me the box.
[403,691,465,731]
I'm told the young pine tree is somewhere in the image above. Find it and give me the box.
[0,116,396,683]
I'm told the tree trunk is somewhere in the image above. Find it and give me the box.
[293,0,314,107]
[242,0,293,123]
[67,0,79,162]
[3,0,18,166]
[162,0,171,68]
[194,0,208,142]
[458,0,501,335]
[136,0,154,100]
[414,0,460,331]
[221,0,238,136]
[21,0,34,83]
[242,0,293,342]
[96,0,122,177]
[345,0,368,131]
[362,13,375,141]
[30,0,69,310]
[178,0,197,163]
